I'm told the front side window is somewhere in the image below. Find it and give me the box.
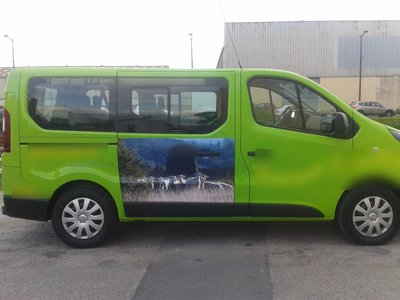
[248,78,340,135]
[28,77,116,131]
[118,77,228,134]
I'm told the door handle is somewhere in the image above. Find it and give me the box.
[247,151,256,157]
[247,149,271,157]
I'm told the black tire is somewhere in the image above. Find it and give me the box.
[336,189,400,245]
[52,185,117,248]
[384,110,395,117]
[357,110,365,115]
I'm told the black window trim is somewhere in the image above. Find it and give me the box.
[294,83,307,131]
[267,89,276,124]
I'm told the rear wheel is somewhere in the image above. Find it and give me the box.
[337,189,400,245]
[52,185,117,248]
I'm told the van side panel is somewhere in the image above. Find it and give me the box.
[3,68,124,220]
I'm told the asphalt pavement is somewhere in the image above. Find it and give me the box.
[1,193,400,300]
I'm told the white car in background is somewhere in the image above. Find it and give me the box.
[351,101,396,117]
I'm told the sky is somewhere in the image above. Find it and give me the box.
[0,0,399,69]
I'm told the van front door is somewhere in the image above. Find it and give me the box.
[240,71,353,219]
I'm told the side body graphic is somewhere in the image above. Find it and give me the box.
[118,138,235,216]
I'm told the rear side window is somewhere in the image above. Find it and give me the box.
[117,77,228,134]
[28,77,116,131]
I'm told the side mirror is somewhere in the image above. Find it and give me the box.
[321,114,335,134]
[334,112,349,136]
[321,112,349,136]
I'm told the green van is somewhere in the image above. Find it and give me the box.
[2,67,400,248]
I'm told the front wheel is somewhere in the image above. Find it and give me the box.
[336,189,400,245]
[52,185,117,248]
[385,110,395,117]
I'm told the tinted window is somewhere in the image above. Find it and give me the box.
[117,77,228,133]
[28,77,116,131]
[249,78,339,135]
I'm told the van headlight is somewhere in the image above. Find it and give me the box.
[389,129,400,142]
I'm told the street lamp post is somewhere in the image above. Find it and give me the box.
[189,33,193,69]
[358,30,368,102]
[3,34,15,69]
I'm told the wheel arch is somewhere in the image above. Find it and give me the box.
[46,180,118,220]
[335,179,400,220]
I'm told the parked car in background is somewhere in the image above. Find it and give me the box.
[351,101,396,117]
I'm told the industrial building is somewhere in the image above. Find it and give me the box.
[217,20,400,108]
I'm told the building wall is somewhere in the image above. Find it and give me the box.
[377,76,400,108]
[320,77,378,104]
[218,21,400,108]
[220,21,400,77]
[319,76,400,108]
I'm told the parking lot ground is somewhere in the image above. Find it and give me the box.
[133,222,273,300]
[0,213,166,299]
[265,222,400,300]
[1,194,400,300]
